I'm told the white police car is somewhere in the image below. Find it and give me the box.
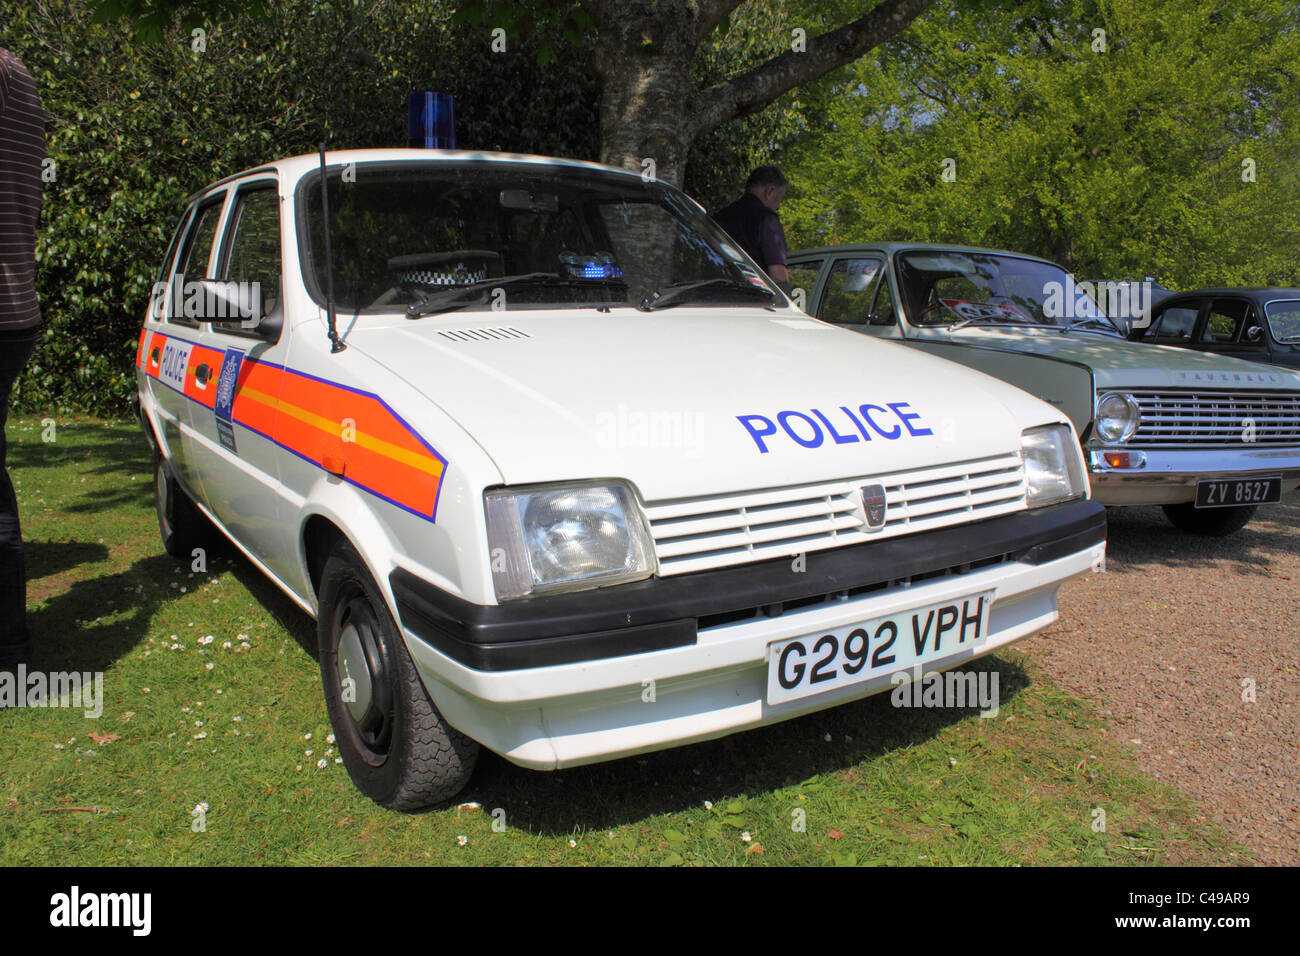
[135,150,1105,810]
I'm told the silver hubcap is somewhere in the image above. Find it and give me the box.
[338,623,373,722]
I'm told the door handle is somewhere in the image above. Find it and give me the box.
[195,363,211,386]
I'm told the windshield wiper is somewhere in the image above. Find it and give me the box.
[637,277,776,312]
[405,272,616,318]
[948,313,1018,331]
[1059,315,1121,335]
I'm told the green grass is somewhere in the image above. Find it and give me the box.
[0,415,1249,865]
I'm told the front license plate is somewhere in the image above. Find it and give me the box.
[1194,476,1282,508]
[766,591,995,706]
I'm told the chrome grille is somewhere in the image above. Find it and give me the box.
[1129,390,1300,446]
[645,453,1026,576]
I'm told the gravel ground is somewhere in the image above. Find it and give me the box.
[1024,499,1300,865]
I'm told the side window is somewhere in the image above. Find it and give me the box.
[146,206,193,323]
[1203,299,1257,345]
[786,260,823,313]
[168,197,226,325]
[1144,305,1198,343]
[215,187,282,336]
[820,258,882,325]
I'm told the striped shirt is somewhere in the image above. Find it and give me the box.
[0,48,45,332]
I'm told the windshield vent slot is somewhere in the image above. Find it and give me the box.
[436,327,530,342]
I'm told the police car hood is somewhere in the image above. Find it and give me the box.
[348,309,1063,500]
[944,326,1300,390]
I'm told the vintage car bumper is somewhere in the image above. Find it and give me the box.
[392,498,1106,770]
[1087,446,1300,505]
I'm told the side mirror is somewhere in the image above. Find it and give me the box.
[868,313,894,327]
[1245,325,1263,343]
[189,278,279,339]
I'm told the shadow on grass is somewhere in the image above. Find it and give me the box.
[24,540,108,582]
[453,654,1029,836]
[1103,498,1300,575]
[23,533,314,675]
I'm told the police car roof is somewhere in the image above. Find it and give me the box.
[185,148,647,204]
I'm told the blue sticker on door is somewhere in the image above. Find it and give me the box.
[214,348,244,453]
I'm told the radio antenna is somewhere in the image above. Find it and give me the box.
[319,143,345,353]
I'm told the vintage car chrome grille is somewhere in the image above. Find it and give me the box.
[644,453,1026,577]
[1128,390,1300,446]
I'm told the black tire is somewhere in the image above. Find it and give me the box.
[317,539,478,810]
[1161,502,1258,537]
[153,451,212,560]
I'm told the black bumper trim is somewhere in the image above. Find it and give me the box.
[391,497,1105,672]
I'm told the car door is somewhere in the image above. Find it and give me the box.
[143,190,230,500]
[1197,296,1271,364]
[185,176,295,580]
[814,255,902,337]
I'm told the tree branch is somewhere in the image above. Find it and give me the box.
[690,0,935,139]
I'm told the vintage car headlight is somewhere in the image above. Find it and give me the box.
[1094,391,1140,443]
[485,481,656,600]
[1021,425,1088,507]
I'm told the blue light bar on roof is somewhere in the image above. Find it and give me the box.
[409,92,455,149]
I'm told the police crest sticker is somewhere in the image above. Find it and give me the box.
[860,482,887,531]
[214,348,244,453]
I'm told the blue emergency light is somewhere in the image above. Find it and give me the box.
[409,92,455,149]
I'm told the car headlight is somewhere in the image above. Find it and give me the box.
[1094,391,1140,443]
[484,481,656,601]
[1021,424,1088,507]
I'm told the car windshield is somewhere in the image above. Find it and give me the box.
[298,161,778,314]
[1265,299,1300,342]
[896,251,1122,333]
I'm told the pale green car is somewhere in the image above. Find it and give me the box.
[788,243,1300,536]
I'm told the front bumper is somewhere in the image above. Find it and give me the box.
[1088,446,1300,505]
[394,499,1106,770]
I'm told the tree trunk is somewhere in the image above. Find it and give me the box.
[590,3,702,188]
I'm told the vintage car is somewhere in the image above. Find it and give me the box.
[787,243,1300,536]
[1126,287,1300,370]
[134,153,1104,810]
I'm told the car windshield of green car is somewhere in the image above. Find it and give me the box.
[897,251,1122,334]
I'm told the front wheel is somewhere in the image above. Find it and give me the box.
[1161,502,1258,536]
[317,539,478,810]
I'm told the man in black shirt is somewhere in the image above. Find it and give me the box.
[0,48,45,662]
[712,166,790,291]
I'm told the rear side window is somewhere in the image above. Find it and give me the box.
[1201,299,1250,343]
[147,207,193,322]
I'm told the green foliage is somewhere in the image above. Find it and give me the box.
[2,0,600,415]
[780,0,1300,289]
